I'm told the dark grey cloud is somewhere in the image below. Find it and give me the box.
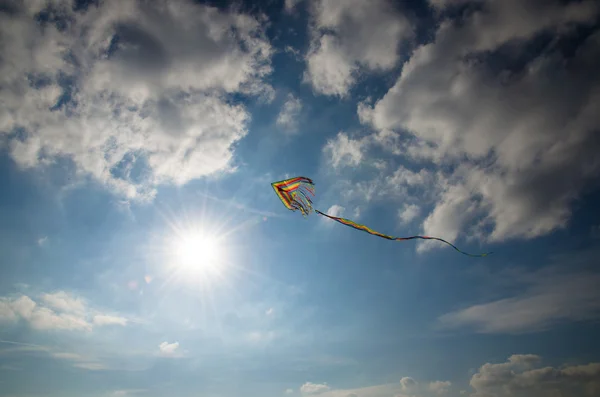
[355,0,600,246]
[0,0,274,199]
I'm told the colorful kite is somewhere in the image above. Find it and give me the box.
[271,176,492,257]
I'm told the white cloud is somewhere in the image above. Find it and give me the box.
[301,382,331,394]
[0,291,127,332]
[111,389,147,396]
[285,45,303,61]
[400,377,417,391]
[357,0,600,247]
[41,291,86,314]
[398,204,420,224]
[470,355,600,397]
[285,389,294,395]
[326,204,345,217]
[50,351,107,371]
[246,330,277,344]
[417,182,476,253]
[266,308,274,316]
[428,381,451,394]
[329,166,436,215]
[37,236,48,246]
[290,361,599,397]
[29,307,92,331]
[304,0,412,96]
[0,295,91,331]
[276,94,303,133]
[158,341,180,356]
[438,267,600,334]
[93,315,128,327]
[0,339,107,371]
[323,132,367,169]
[321,204,345,226]
[300,377,454,397]
[0,0,273,200]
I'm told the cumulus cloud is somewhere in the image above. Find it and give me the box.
[470,355,600,397]
[301,382,331,394]
[0,291,127,332]
[356,0,600,248]
[0,0,273,200]
[158,341,180,356]
[438,267,600,334]
[304,0,412,96]
[400,377,417,391]
[398,204,420,224]
[301,377,453,397]
[286,359,598,397]
[323,132,367,169]
[41,291,86,314]
[428,381,451,394]
[0,295,91,331]
[277,94,303,133]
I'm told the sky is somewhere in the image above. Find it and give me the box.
[1,0,600,396]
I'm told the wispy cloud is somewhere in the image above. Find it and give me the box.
[438,267,600,334]
[276,94,303,133]
[50,351,108,371]
[0,340,107,371]
[93,314,128,326]
[111,390,147,397]
[284,0,303,14]
[299,376,453,397]
[301,382,330,394]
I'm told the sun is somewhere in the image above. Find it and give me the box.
[176,234,220,269]
[170,230,225,282]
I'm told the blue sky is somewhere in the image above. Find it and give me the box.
[1,0,600,396]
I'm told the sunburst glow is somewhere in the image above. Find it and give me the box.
[170,229,226,283]
[176,234,220,269]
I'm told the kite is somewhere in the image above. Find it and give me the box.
[271,176,492,257]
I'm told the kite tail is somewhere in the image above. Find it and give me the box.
[314,209,492,258]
